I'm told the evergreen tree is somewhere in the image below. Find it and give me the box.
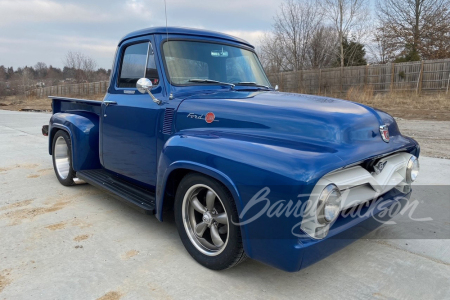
[335,38,367,66]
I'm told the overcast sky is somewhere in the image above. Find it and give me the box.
[0,0,281,69]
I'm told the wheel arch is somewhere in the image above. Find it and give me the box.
[156,161,243,223]
[49,123,72,154]
[156,161,252,255]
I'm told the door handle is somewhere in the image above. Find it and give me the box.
[103,101,117,117]
[103,100,117,106]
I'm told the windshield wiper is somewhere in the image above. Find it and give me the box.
[188,79,235,88]
[234,82,271,90]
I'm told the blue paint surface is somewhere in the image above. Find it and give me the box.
[48,28,420,272]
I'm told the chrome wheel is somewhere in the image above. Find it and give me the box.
[54,136,70,180]
[182,184,229,256]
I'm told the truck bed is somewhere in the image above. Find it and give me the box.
[49,96,102,115]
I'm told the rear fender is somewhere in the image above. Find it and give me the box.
[49,112,101,171]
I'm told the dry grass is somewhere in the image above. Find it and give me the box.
[1,90,449,120]
[316,87,450,120]
[344,86,450,110]
[0,94,104,112]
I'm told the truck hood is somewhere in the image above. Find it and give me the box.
[175,90,416,165]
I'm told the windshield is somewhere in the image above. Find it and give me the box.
[162,40,271,88]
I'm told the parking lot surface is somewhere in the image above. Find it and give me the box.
[1,110,449,300]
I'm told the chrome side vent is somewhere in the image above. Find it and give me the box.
[162,108,175,135]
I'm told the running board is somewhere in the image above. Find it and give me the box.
[76,169,156,215]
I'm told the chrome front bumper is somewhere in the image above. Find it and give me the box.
[301,152,415,239]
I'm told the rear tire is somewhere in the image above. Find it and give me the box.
[174,173,247,270]
[52,130,76,186]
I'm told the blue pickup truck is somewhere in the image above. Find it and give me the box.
[43,27,420,272]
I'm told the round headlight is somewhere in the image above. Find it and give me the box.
[317,184,342,225]
[406,156,419,183]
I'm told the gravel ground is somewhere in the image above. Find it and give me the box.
[0,110,449,300]
[396,118,450,159]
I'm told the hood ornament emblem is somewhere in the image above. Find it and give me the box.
[379,125,390,143]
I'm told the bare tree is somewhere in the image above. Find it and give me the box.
[34,62,48,80]
[0,66,7,81]
[320,0,369,67]
[258,33,287,73]
[366,25,395,64]
[272,0,324,71]
[64,51,97,83]
[0,66,6,98]
[307,25,339,68]
[376,0,450,61]
[82,56,97,82]
[259,0,339,76]
[0,83,4,98]
[21,68,34,95]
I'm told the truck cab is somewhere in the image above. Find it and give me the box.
[44,27,420,272]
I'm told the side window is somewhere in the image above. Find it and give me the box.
[118,42,160,88]
[145,44,160,86]
[118,43,148,88]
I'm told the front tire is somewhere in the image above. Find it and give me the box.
[52,130,76,186]
[174,173,247,270]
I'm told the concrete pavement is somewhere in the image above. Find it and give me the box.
[1,110,449,300]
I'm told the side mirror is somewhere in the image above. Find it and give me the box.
[137,78,161,105]
[137,78,153,93]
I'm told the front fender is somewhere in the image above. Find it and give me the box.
[49,112,101,171]
[156,132,346,266]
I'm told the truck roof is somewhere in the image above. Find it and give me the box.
[119,26,254,49]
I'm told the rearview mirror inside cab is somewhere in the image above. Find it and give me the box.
[211,48,228,57]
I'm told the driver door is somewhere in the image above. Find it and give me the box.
[100,40,162,187]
